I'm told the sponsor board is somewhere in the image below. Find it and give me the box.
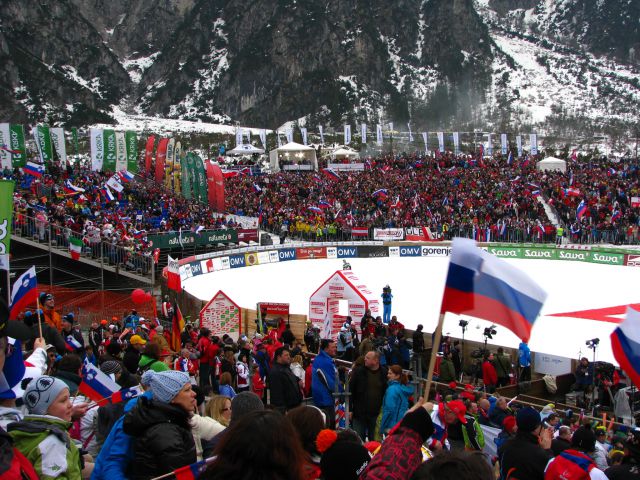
[326,247,337,259]
[399,246,422,257]
[147,229,238,249]
[625,254,640,267]
[189,261,202,277]
[337,246,358,258]
[421,246,452,257]
[268,251,279,263]
[389,246,400,257]
[245,252,259,266]
[373,228,404,241]
[229,254,246,269]
[488,247,523,259]
[258,302,290,316]
[590,252,624,265]
[278,248,297,261]
[358,246,389,258]
[237,228,259,242]
[296,247,327,259]
[200,290,242,339]
[256,251,271,264]
[522,248,557,260]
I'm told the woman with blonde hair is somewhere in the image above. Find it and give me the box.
[290,354,305,389]
[205,395,232,427]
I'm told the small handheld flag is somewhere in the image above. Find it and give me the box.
[9,266,38,320]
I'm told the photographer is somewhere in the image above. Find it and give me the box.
[573,357,594,392]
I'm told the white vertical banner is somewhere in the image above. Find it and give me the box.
[115,131,127,171]
[486,134,493,156]
[437,132,445,153]
[49,127,67,167]
[376,124,383,145]
[452,132,460,155]
[244,129,251,143]
[286,128,293,144]
[530,133,538,155]
[235,128,242,147]
[344,124,351,145]
[277,132,282,148]
[388,122,394,133]
[301,127,308,146]
[90,128,104,171]
[0,123,11,169]
[516,135,523,157]
[407,123,414,142]
[361,123,367,144]
[501,133,508,155]
[318,125,325,145]
[421,132,428,153]
[259,129,267,149]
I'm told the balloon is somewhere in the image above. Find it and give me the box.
[131,288,147,305]
[145,293,153,302]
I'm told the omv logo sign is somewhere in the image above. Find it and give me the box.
[278,249,297,261]
[229,255,246,268]
[399,246,422,257]
[337,247,357,258]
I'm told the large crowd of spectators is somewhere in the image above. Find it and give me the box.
[2,294,639,480]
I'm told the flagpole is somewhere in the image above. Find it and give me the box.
[423,312,446,401]
[148,456,216,480]
[35,297,44,340]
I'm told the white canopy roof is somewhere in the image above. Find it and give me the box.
[332,147,359,157]
[269,142,318,172]
[537,157,567,173]
[273,141,315,152]
[227,144,265,155]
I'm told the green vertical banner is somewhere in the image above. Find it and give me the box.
[125,131,138,173]
[9,124,26,167]
[103,129,117,172]
[182,154,193,199]
[189,153,200,201]
[71,127,79,157]
[194,155,208,204]
[0,180,15,254]
[34,125,53,165]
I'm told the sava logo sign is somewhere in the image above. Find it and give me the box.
[489,248,521,258]
[558,251,590,261]
[524,249,555,259]
[591,252,623,265]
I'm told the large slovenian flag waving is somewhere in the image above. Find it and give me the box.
[440,238,547,342]
[79,358,120,403]
[611,307,640,388]
[9,266,38,320]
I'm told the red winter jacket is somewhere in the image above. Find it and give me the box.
[483,360,498,387]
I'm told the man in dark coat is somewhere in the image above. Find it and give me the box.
[349,350,388,441]
[267,347,302,413]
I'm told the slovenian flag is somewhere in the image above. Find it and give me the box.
[308,206,323,214]
[65,335,82,352]
[117,170,135,183]
[79,358,120,403]
[110,386,144,404]
[101,186,115,202]
[440,238,547,342]
[9,266,38,320]
[611,209,622,222]
[23,162,45,177]
[174,459,209,480]
[252,183,262,193]
[576,200,587,220]
[372,188,388,198]
[64,180,85,194]
[319,200,332,209]
[322,168,340,181]
[611,307,640,388]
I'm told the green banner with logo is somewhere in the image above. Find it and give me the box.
[147,229,238,249]
[521,247,557,260]
[125,131,138,173]
[9,124,26,167]
[556,250,591,262]
[103,129,117,171]
[590,251,624,266]
[34,125,53,165]
[185,153,196,200]
[71,127,79,157]
[488,246,523,259]
[0,180,15,254]
[193,155,208,204]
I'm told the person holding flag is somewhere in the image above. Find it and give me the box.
[61,314,84,356]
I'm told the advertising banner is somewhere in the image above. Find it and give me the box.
[625,254,640,267]
[258,302,290,316]
[103,129,117,171]
[200,290,242,340]
[0,180,15,253]
[358,246,388,258]
[590,251,624,266]
[278,248,297,261]
[373,228,404,241]
[296,247,327,259]
[147,229,238,249]
[534,352,572,376]
[521,248,557,260]
[488,246,523,259]
[126,131,138,173]
[229,254,246,268]
[421,246,452,257]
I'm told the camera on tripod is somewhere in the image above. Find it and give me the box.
[586,338,600,350]
[483,326,497,339]
[459,320,469,328]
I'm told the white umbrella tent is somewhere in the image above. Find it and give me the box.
[227,144,265,156]
[269,142,318,172]
[537,157,567,173]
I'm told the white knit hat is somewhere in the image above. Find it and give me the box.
[141,370,189,403]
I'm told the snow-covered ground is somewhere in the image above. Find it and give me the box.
[183,255,640,365]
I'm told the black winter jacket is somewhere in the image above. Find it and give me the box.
[349,365,388,419]
[499,431,553,480]
[122,396,196,479]
[268,362,302,412]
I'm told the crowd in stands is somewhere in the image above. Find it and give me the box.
[2,291,639,480]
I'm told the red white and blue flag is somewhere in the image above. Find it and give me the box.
[9,266,38,320]
[322,168,340,181]
[611,307,640,388]
[576,200,588,220]
[440,238,547,342]
[23,162,45,177]
[65,335,82,352]
[109,386,144,404]
[174,459,209,480]
[79,358,120,403]
[372,188,388,198]
[117,170,135,183]
[63,180,85,194]
[611,209,622,223]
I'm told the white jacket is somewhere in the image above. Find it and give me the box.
[190,414,226,460]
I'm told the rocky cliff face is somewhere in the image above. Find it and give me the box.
[0,0,637,132]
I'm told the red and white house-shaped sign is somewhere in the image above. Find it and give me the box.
[200,290,242,340]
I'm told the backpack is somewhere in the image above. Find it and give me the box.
[136,358,158,376]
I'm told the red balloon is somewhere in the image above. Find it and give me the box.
[131,288,147,305]
[145,293,153,302]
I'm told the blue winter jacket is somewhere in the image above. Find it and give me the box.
[380,380,414,432]
[518,342,531,368]
[91,391,152,480]
[311,350,337,407]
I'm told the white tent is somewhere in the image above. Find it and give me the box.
[269,142,318,172]
[331,147,360,159]
[227,144,265,156]
[308,270,380,339]
[537,157,567,173]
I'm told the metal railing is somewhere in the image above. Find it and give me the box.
[12,213,154,281]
